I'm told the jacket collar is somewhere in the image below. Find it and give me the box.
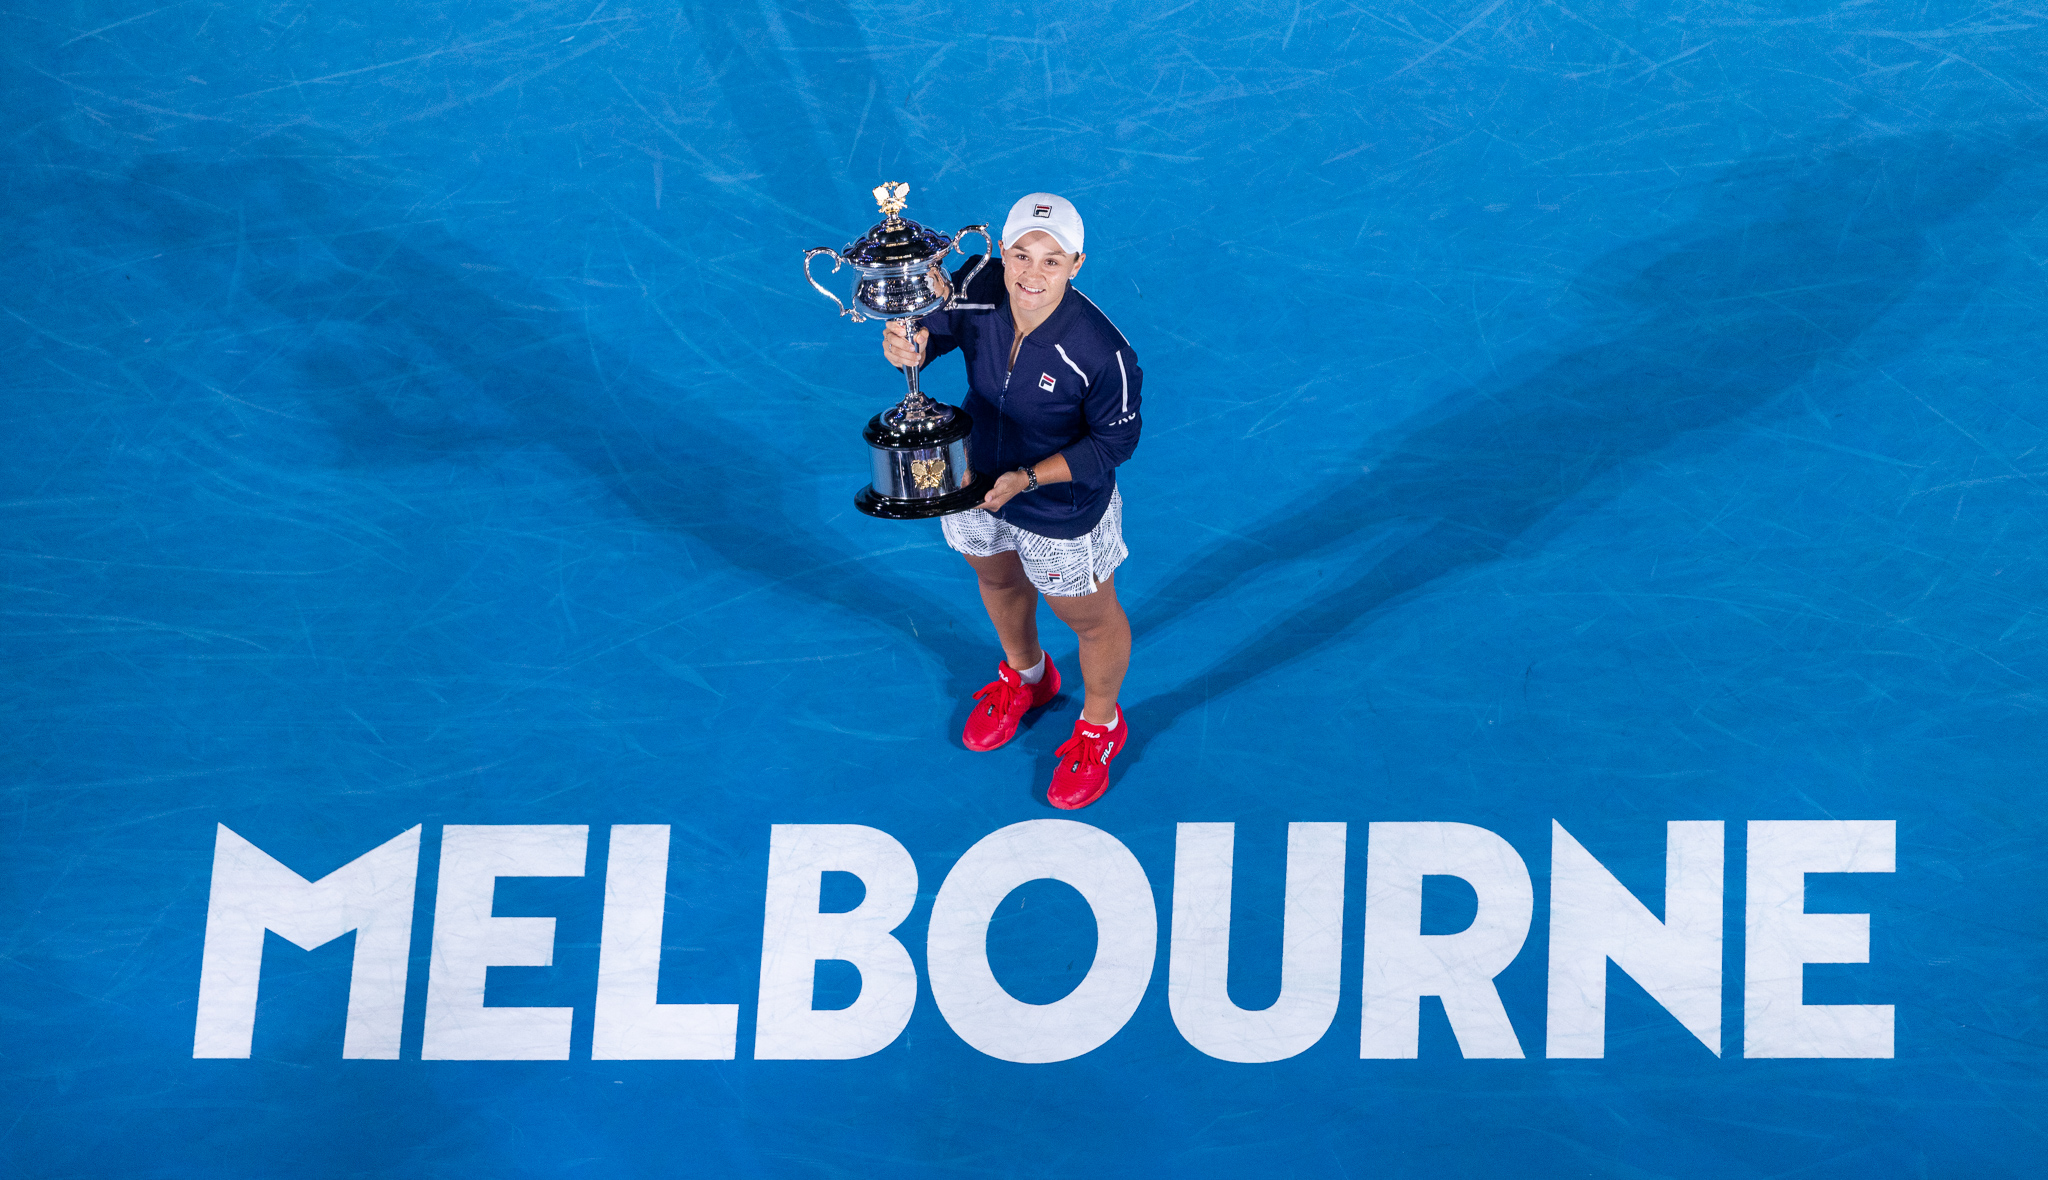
[1005,283,1084,353]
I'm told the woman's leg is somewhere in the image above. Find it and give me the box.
[1043,575,1129,724]
[963,550,1043,670]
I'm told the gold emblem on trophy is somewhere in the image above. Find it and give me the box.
[872,182,911,219]
[910,455,948,490]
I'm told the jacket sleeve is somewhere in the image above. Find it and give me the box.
[916,256,998,369]
[915,307,962,367]
[1058,344,1143,481]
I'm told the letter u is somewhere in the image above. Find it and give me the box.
[1167,823,1346,1063]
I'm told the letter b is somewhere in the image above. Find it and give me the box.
[753,825,920,1059]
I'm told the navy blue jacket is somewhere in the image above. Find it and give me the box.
[917,260,1143,540]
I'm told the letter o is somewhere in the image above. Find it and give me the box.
[927,820,1158,1063]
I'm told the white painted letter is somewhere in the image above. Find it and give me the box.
[1360,822,1532,1058]
[592,825,739,1060]
[193,824,421,1059]
[422,825,588,1060]
[1745,820,1895,1058]
[753,824,919,1059]
[928,820,1157,1063]
[1546,821,1723,1058]
[1169,822,1346,1063]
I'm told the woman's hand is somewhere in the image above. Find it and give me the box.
[980,455,1070,512]
[880,265,950,367]
[882,324,929,369]
[979,468,1032,512]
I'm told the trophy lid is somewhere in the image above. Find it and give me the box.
[843,182,954,267]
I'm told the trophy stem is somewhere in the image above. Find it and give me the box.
[892,317,942,421]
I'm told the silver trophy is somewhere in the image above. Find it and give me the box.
[803,182,995,518]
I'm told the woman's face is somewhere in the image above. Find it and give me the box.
[1002,230,1086,317]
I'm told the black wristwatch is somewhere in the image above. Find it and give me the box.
[1017,466,1039,492]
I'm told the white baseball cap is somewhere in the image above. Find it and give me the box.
[1002,192,1084,254]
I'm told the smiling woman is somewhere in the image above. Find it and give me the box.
[880,193,1145,810]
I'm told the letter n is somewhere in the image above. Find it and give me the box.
[1546,821,1723,1057]
[193,824,422,1059]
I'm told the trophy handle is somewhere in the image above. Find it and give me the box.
[945,224,993,308]
[803,247,864,321]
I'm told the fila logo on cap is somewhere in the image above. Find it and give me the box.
[1039,373,1057,392]
[1003,192,1084,253]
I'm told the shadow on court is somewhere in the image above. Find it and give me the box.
[68,126,992,699]
[1076,122,2046,787]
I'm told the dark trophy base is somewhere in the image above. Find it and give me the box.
[854,475,995,519]
[854,401,992,519]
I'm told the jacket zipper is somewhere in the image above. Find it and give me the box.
[996,320,1014,499]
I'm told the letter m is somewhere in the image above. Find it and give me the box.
[193,824,421,1059]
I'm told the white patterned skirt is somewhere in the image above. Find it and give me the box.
[940,488,1127,597]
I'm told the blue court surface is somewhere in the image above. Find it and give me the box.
[6,2,2047,1177]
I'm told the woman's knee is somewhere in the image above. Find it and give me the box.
[1051,595,1128,641]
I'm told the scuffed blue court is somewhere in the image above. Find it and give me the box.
[4,2,2046,1177]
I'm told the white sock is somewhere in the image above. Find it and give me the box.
[1014,654,1046,685]
[1093,710,1119,730]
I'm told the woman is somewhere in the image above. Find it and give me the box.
[883,192,1143,810]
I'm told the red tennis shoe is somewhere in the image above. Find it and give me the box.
[1047,706,1126,810]
[961,655,1061,751]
